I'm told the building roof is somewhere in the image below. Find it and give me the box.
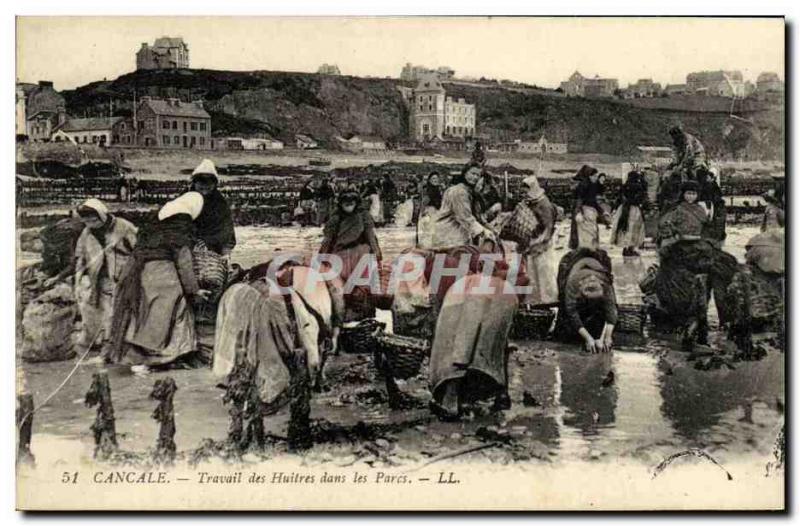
[59,116,124,132]
[140,98,210,119]
[153,37,187,49]
[757,72,781,82]
[296,134,317,142]
[415,74,444,92]
[26,109,61,121]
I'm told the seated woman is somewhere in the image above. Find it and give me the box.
[106,192,211,367]
[429,273,519,420]
[72,199,138,352]
[553,248,618,353]
[319,187,382,321]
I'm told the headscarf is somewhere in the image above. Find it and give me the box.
[158,191,204,221]
[522,175,546,201]
[573,165,598,182]
[76,198,109,223]
[191,159,219,184]
[680,180,700,197]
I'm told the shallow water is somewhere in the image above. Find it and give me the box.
[18,222,783,470]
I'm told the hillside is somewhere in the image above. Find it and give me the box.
[61,69,784,159]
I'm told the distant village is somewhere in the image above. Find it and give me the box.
[16,35,784,156]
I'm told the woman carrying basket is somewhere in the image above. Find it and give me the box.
[515,175,559,306]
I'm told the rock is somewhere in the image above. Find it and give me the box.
[21,283,77,363]
[374,438,391,450]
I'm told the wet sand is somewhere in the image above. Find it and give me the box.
[17,223,783,473]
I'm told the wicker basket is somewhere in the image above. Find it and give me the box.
[617,303,647,334]
[339,319,386,354]
[376,333,430,380]
[500,202,539,246]
[193,242,228,291]
[510,306,556,340]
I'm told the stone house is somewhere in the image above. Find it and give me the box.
[52,116,129,146]
[135,97,210,149]
[136,37,190,70]
[408,74,475,142]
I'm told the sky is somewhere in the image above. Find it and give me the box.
[16,17,785,91]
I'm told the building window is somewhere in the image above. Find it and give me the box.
[199,137,205,146]
[191,122,198,131]
[162,120,170,129]
[183,122,187,132]
[172,121,178,130]
[174,136,179,145]
[191,136,196,147]
[199,122,206,131]
[163,135,170,145]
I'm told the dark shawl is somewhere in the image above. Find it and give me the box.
[107,214,195,361]
[615,172,649,233]
[320,203,381,257]
[193,189,236,254]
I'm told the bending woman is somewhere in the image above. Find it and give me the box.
[554,248,618,353]
[107,192,211,366]
[429,273,518,420]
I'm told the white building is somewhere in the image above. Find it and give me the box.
[517,136,567,154]
[52,116,127,146]
[409,74,475,142]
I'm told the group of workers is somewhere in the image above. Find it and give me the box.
[52,123,784,425]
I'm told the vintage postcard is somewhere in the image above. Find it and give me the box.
[15,16,785,511]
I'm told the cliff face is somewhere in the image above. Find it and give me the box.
[61,69,783,159]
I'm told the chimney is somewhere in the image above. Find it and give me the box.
[141,43,148,49]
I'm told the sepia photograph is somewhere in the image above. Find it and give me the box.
[13,15,785,511]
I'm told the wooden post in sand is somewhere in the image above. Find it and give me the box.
[85,371,118,460]
[224,358,265,452]
[16,394,35,466]
[287,353,312,452]
[150,378,178,463]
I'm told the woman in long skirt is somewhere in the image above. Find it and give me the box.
[518,176,559,305]
[107,192,211,366]
[569,165,607,250]
[319,187,382,321]
[429,274,517,420]
[610,170,648,256]
[73,199,138,350]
